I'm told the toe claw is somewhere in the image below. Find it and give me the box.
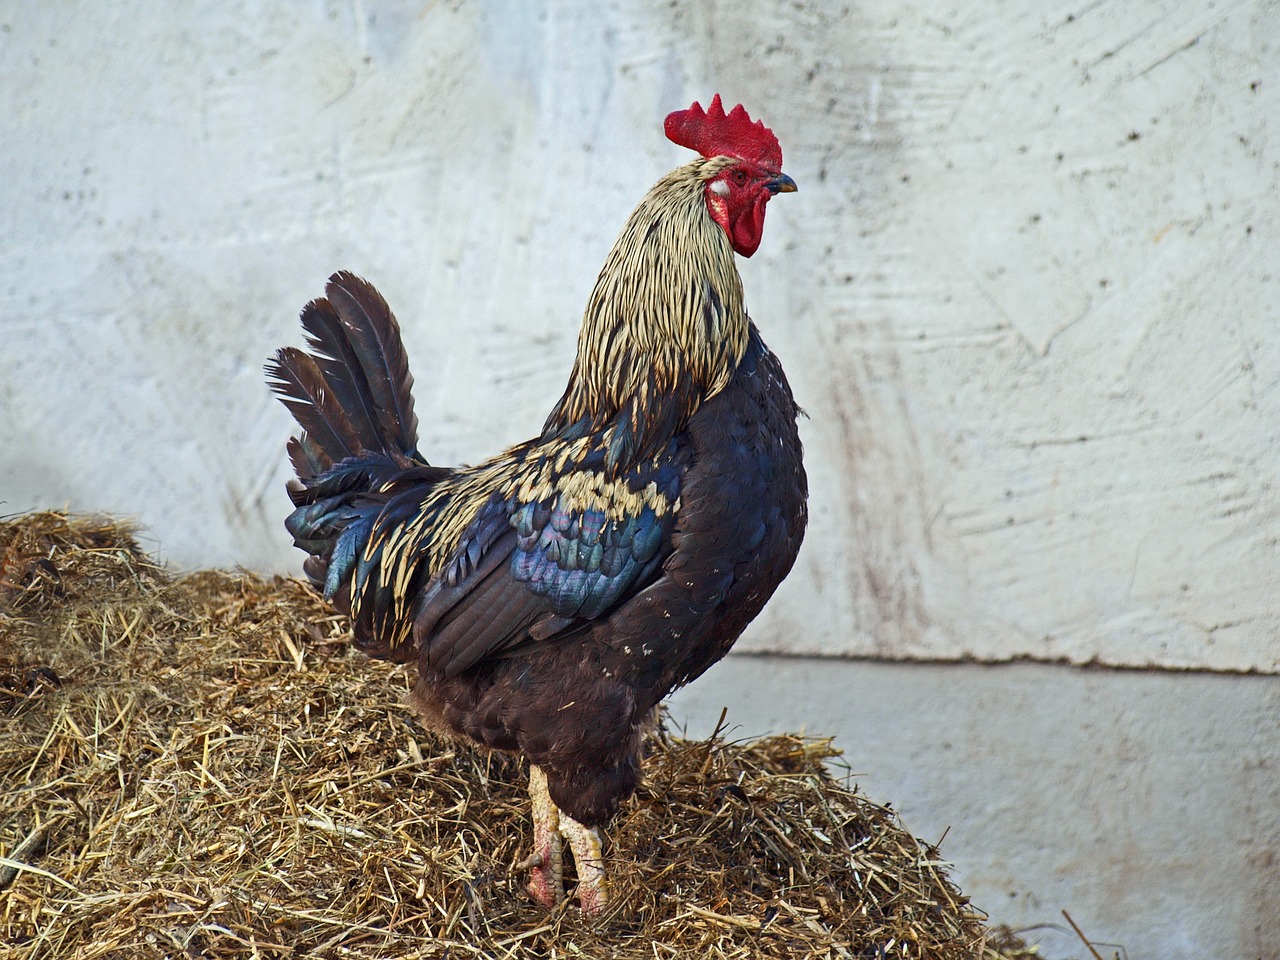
[515,851,544,870]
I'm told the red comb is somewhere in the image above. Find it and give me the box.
[664,94,782,172]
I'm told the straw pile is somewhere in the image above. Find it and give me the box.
[1,512,1034,959]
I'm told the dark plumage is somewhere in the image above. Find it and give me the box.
[267,96,807,913]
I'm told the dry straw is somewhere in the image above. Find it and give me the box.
[1,512,1035,959]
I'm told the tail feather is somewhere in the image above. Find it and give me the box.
[286,435,329,483]
[269,272,439,612]
[298,291,402,460]
[323,272,419,459]
[285,452,417,508]
[268,347,364,468]
[266,271,419,468]
[297,296,383,455]
[284,495,381,601]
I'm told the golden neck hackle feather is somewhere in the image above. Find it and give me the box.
[546,156,749,446]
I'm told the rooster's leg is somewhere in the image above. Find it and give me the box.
[518,766,609,914]
[560,813,608,915]
[519,765,564,908]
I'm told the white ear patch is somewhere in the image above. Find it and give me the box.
[710,179,730,197]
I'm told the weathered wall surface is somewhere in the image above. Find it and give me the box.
[3,3,1278,958]
[2,1,1275,671]
[670,658,1280,960]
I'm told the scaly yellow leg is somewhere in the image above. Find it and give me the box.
[517,765,609,914]
[518,765,564,908]
[560,813,608,915]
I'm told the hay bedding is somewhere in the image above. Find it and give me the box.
[0,513,1033,959]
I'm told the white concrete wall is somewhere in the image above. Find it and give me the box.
[5,0,1276,673]
[3,3,1277,958]
[670,658,1280,960]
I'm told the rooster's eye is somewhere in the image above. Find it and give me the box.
[732,169,747,186]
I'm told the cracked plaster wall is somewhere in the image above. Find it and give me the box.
[5,1,1275,671]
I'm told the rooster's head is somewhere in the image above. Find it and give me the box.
[665,94,796,258]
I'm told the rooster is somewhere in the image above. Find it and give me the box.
[267,95,807,914]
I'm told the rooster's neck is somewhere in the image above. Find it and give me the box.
[543,159,749,474]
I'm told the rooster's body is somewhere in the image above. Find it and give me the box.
[269,97,807,913]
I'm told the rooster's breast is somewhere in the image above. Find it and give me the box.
[597,322,808,703]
